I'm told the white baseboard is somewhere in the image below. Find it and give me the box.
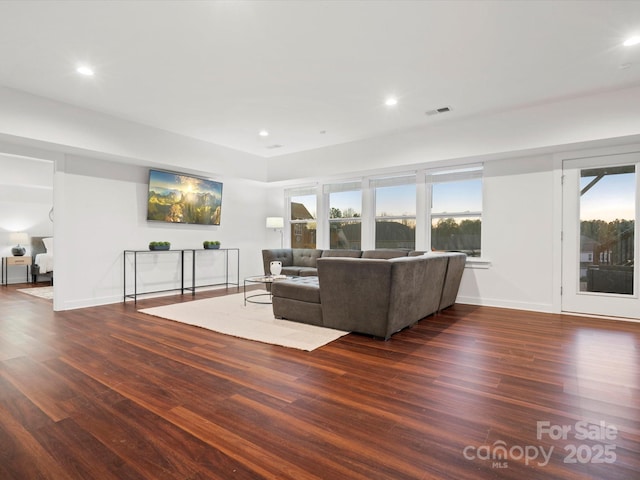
[56,294,122,311]
[55,285,234,311]
[456,295,553,314]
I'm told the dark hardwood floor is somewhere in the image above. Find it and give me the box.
[0,283,638,479]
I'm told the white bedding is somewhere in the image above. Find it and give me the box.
[35,253,54,274]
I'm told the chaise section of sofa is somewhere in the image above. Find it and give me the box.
[272,276,323,326]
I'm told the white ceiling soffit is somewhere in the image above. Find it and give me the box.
[0,1,639,158]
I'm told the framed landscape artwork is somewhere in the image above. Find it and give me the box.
[147,169,223,225]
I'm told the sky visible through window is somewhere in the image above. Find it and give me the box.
[297,179,484,219]
[580,171,635,222]
[330,191,361,216]
[432,180,482,213]
[291,195,316,218]
[376,185,416,216]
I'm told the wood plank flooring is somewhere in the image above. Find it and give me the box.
[0,284,638,479]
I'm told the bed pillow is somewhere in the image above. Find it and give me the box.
[42,237,54,254]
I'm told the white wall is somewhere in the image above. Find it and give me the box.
[53,156,270,310]
[458,154,556,311]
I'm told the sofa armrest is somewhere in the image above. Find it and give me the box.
[317,257,393,337]
[262,249,294,275]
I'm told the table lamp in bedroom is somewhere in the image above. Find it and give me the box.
[10,232,28,256]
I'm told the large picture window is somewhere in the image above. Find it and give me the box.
[429,166,483,256]
[289,189,317,248]
[326,182,362,250]
[374,177,416,249]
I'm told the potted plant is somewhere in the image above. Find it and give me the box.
[149,241,171,251]
[203,240,221,249]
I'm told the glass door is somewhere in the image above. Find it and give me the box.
[562,153,639,319]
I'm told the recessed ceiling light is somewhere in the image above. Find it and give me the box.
[259,130,269,137]
[623,36,640,47]
[76,65,94,76]
[385,97,398,107]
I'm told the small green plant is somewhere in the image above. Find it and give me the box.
[149,241,171,250]
[203,240,221,248]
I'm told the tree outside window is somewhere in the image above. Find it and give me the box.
[329,190,361,250]
[430,176,482,256]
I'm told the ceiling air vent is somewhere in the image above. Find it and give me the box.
[266,144,283,149]
[425,106,451,116]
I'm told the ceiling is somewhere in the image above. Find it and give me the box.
[1,1,639,158]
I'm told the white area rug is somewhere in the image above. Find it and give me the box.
[17,286,53,300]
[138,293,349,351]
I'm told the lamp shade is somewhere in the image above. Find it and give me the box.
[266,217,284,229]
[10,232,28,245]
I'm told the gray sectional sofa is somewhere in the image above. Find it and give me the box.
[262,248,466,339]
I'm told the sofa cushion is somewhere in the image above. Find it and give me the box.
[362,249,410,259]
[281,266,302,276]
[293,248,323,267]
[280,266,318,276]
[272,276,321,304]
[297,267,319,276]
[321,249,363,258]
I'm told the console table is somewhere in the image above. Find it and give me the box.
[123,248,239,302]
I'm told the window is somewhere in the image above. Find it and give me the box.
[289,189,317,248]
[326,182,362,250]
[374,176,416,249]
[429,166,482,256]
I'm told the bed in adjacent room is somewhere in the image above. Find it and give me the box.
[31,236,53,284]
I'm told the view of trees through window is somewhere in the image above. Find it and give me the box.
[579,166,635,294]
[431,177,482,256]
[329,190,361,249]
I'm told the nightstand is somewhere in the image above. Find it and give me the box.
[2,256,32,286]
